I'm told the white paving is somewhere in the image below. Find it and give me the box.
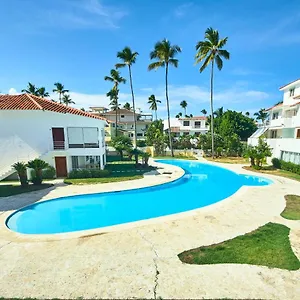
[0,160,299,299]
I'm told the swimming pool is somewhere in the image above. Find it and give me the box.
[6,160,272,234]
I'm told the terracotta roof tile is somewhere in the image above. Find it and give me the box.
[279,78,300,90]
[0,94,106,121]
[265,103,283,111]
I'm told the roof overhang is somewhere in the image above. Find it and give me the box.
[279,79,300,91]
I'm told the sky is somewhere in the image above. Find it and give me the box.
[1,0,300,119]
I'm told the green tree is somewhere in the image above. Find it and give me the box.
[175,112,182,118]
[27,159,49,185]
[37,87,49,98]
[106,88,120,135]
[21,82,39,96]
[195,27,230,158]
[53,82,69,104]
[111,135,133,160]
[245,111,250,116]
[254,108,269,124]
[145,120,166,155]
[116,47,139,148]
[148,39,181,157]
[123,102,131,110]
[148,94,161,120]
[201,109,207,116]
[12,162,28,187]
[104,69,126,136]
[180,100,188,116]
[62,94,75,106]
[214,107,224,118]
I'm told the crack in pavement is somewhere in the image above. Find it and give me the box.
[0,241,12,251]
[137,230,160,299]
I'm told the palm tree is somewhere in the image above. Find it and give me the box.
[12,162,28,187]
[245,111,250,117]
[123,102,131,110]
[62,94,75,106]
[53,82,69,104]
[106,88,120,136]
[254,108,269,124]
[21,82,39,95]
[116,47,139,147]
[104,69,126,137]
[27,159,49,185]
[148,94,161,120]
[37,87,49,98]
[201,109,207,116]
[175,112,183,118]
[195,27,230,158]
[214,107,224,118]
[148,39,181,157]
[180,100,188,116]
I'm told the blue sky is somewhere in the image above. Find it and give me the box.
[1,0,300,118]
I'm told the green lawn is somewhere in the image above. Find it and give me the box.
[154,155,197,160]
[243,166,300,182]
[0,183,53,197]
[178,223,300,271]
[65,161,156,185]
[281,195,300,220]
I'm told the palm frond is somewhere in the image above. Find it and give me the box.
[169,58,179,68]
[215,55,223,70]
[199,53,213,73]
[104,76,114,82]
[115,63,126,69]
[148,61,164,71]
[217,37,228,49]
[218,49,230,60]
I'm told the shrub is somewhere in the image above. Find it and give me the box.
[12,162,28,187]
[42,166,56,179]
[68,169,110,179]
[136,140,147,147]
[27,159,49,185]
[280,160,300,175]
[272,158,281,169]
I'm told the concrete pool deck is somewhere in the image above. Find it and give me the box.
[0,159,299,299]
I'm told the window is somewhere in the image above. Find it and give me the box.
[195,121,201,128]
[272,112,279,120]
[281,151,300,164]
[101,129,105,147]
[297,129,300,139]
[121,115,125,118]
[183,121,190,126]
[289,88,295,97]
[68,127,99,148]
[137,133,143,137]
[183,132,189,136]
[270,130,277,138]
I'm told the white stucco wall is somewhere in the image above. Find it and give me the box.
[0,110,106,176]
[282,82,300,105]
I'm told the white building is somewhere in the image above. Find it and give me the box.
[0,94,107,180]
[164,116,209,137]
[248,78,300,164]
[90,107,152,141]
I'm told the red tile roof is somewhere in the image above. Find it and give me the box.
[265,103,283,111]
[279,78,300,90]
[0,94,106,121]
[179,116,207,120]
[290,101,300,107]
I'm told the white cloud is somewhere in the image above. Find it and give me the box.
[174,3,194,18]
[54,83,270,120]
[8,88,18,95]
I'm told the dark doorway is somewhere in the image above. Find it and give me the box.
[52,128,65,150]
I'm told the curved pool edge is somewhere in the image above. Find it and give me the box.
[1,159,279,242]
[0,159,186,241]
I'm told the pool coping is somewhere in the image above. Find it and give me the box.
[0,159,280,242]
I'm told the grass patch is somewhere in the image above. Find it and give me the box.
[206,157,249,164]
[281,195,300,220]
[178,222,300,271]
[64,175,143,185]
[243,166,300,182]
[0,183,53,197]
[154,155,197,160]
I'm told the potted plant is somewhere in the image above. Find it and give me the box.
[12,162,28,187]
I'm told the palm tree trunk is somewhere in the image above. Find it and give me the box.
[184,108,186,116]
[210,60,215,159]
[165,63,174,157]
[59,92,61,104]
[128,65,137,148]
[155,109,157,121]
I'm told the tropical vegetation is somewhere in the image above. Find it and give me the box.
[53,82,69,104]
[148,94,161,120]
[148,38,182,157]
[12,162,28,186]
[195,27,230,158]
[27,159,50,185]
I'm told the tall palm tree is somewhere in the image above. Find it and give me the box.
[175,112,183,118]
[21,82,39,95]
[104,69,126,137]
[180,100,188,116]
[53,82,69,104]
[148,39,181,157]
[254,108,269,124]
[62,94,75,106]
[195,27,230,158]
[201,109,207,116]
[148,94,161,120]
[214,107,224,118]
[116,47,139,147]
[123,102,131,110]
[37,87,49,98]
[106,88,120,136]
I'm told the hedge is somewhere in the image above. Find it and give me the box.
[272,158,300,175]
[68,169,111,179]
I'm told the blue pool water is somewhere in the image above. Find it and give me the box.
[6,160,272,234]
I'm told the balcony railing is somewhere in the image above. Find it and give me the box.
[53,140,65,150]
